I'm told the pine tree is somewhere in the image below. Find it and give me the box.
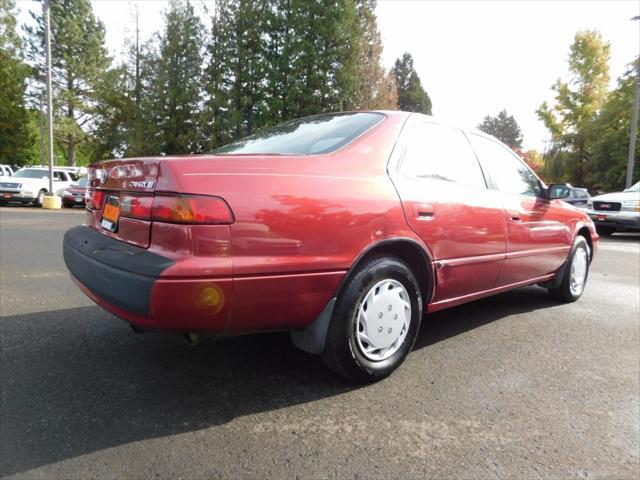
[26,0,111,166]
[151,0,205,155]
[1,0,35,166]
[477,109,523,148]
[392,52,432,114]
[352,0,396,110]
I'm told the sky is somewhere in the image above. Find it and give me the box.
[16,0,640,151]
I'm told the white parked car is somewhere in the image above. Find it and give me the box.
[0,167,77,207]
[0,165,14,177]
[585,181,640,235]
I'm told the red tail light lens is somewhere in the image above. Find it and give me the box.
[151,194,234,224]
[120,193,153,220]
[86,189,104,210]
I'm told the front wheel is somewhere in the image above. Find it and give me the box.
[321,255,423,383]
[548,236,590,302]
[33,190,46,207]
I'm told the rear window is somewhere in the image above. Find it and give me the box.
[213,112,385,155]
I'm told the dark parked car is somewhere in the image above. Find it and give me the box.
[563,187,591,207]
[63,111,598,382]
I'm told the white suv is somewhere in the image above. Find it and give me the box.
[0,167,76,207]
[585,181,640,235]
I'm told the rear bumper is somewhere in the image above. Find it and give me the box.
[63,225,175,318]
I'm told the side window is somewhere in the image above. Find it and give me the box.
[576,190,587,199]
[469,134,542,197]
[53,171,65,181]
[400,123,486,189]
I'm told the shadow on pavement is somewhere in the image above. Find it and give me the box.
[0,287,562,476]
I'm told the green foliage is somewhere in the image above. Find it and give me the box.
[478,109,523,148]
[537,30,610,187]
[392,52,432,114]
[588,68,640,190]
[26,0,111,166]
[0,0,34,166]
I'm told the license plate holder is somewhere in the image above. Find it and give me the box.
[101,196,120,232]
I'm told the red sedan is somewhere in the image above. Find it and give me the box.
[63,111,598,382]
[62,177,89,208]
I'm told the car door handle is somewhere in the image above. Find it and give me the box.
[413,203,435,220]
[509,211,521,222]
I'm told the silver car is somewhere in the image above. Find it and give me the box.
[584,181,640,235]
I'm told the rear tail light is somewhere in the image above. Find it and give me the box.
[120,193,153,220]
[151,194,234,224]
[86,189,104,210]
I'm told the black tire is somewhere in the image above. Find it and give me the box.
[321,255,423,383]
[547,236,590,302]
[62,202,73,208]
[596,226,615,236]
[33,189,46,207]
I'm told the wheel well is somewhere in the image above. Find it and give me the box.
[577,226,593,259]
[344,239,434,303]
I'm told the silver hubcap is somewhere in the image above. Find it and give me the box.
[570,246,588,296]
[355,279,411,361]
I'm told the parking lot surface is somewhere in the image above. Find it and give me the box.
[1,206,639,479]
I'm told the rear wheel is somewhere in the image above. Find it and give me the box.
[548,236,590,302]
[596,226,615,236]
[321,255,423,383]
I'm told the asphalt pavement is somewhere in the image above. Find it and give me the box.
[1,206,638,479]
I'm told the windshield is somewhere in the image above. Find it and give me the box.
[213,112,385,155]
[625,181,639,192]
[13,169,49,179]
[77,177,88,187]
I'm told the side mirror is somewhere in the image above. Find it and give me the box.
[548,183,571,200]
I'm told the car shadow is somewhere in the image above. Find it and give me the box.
[601,232,640,243]
[0,287,562,476]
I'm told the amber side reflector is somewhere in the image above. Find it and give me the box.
[151,194,234,224]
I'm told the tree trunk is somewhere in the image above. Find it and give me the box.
[68,142,76,167]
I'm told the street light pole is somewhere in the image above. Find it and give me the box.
[43,0,54,194]
[626,16,640,189]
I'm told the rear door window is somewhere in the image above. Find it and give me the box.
[400,123,486,189]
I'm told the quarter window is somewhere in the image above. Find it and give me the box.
[469,134,542,197]
[400,123,486,189]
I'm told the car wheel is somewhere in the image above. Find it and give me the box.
[596,226,615,236]
[62,202,73,208]
[547,236,590,302]
[321,255,423,383]
[33,190,46,207]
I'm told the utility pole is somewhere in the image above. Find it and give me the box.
[626,16,640,189]
[39,93,45,167]
[44,0,54,194]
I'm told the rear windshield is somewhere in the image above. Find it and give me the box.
[213,112,385,155]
